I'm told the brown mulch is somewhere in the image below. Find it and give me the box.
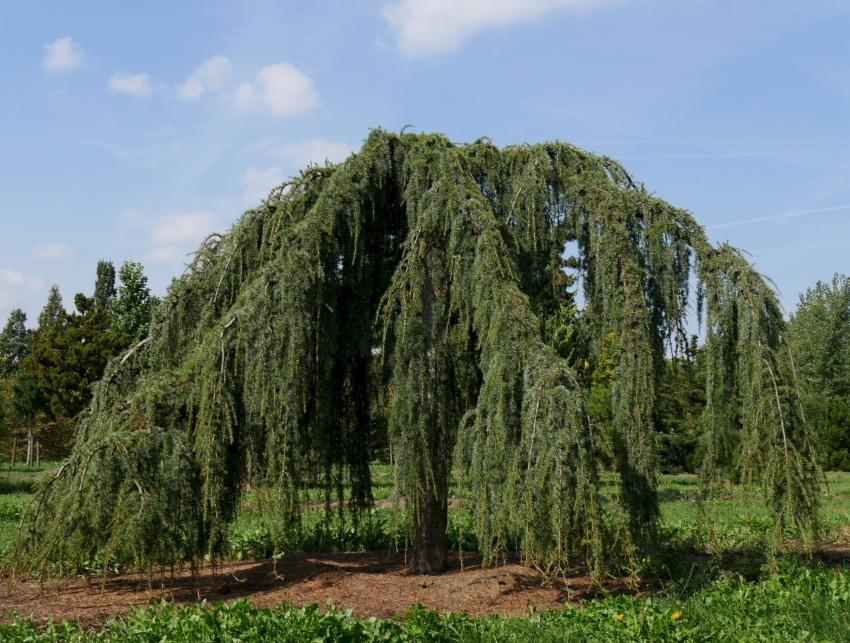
[0,551,629,627]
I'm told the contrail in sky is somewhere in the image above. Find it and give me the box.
[708,204,850,230]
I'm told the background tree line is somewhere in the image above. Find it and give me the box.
[0,260,156,466]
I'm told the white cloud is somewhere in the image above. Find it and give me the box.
[108,72,154,97]
[0,270,46,321]
[0,269,45,289]
[151,211,215,244]
[234,82,256,110]
[381,0,622,57]
[177,55,233,100]
[274,138,352,168]
[147,211,217,264]
[32,242,73,260]
[145,245,186,264]
[235,63,319,118]
[238,139,351,203]
[240,167,285,204]
[42,36,84,73]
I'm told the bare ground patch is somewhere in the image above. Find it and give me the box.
[0,551,630,627]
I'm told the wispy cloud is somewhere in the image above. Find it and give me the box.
[0,268,46,317]
[380,0,622,57]
[234,63,319,118]
[708,204,850,231]
[251,138,352,168]
[240,167,285,204]
[0,269,45,289]
[618,150,850,161]
[177,55,233,100]
[108,72,154,97]
[42,36,84,73]
[150,211,215,244]
[147,211,217,264]
[32,242,73,260]
[238,139,352,204]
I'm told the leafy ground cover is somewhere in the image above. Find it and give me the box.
[1,564,849,642]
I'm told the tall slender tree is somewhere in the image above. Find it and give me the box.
[16,131,820,574]
[0,308,31,378]
[94,260,117,311]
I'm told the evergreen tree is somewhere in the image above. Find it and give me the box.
[16,131,820,575]
[111,261,152,340]
[657,337,705,473]
[37,286,65,333]
[787,274,850,470]
[24,293,129,419]
[0,308,31,378]
[10,370,47,467]
[0,388,7,451]
[94,260,117,311]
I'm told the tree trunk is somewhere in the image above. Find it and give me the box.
[409,264,449,573]
[26,427,34,468]
[411,475,448,573]
[10,434,17,469]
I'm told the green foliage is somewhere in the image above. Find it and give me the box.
[94,260,117,311]
[110,261,153,340]
[657,338,705,473]
[13,130,819,577]
[10,369,47,424]
[2,565,849,642]
[37,285,66,333]
[23,294,129,419]
[699,246,820,546]
[787,274,850,470]
[0,308,31,378]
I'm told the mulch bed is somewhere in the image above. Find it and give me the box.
[0,551,632,627]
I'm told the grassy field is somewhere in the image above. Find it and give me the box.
[2,463,850,641]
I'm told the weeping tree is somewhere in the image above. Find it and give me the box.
[14,130,819,574]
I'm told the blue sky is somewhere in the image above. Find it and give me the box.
[1,0,849,325]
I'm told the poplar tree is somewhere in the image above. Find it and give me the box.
[16,131,820,574]
[94,260,117,311]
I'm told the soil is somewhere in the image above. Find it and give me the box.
[0,551,631,627]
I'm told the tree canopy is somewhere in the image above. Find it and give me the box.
[94,260,117,312]
[0,308,30,379]
[15,130,820,575]
[788,274,850,470]
[111,261,154,340]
